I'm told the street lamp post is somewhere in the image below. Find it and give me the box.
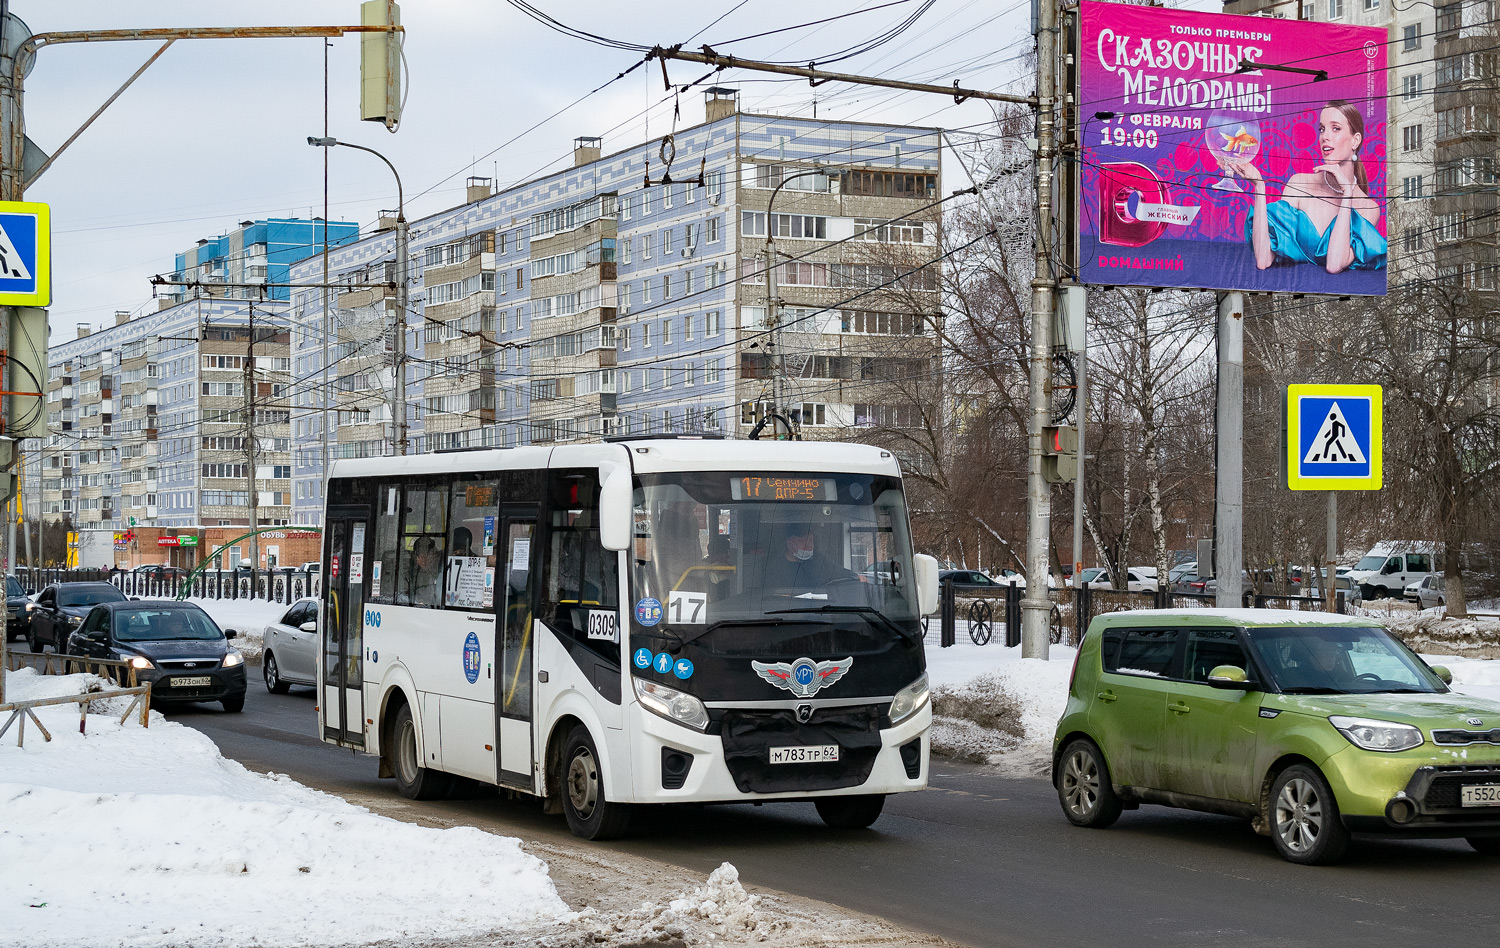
[764,166,826,437]
[308,136,409,456]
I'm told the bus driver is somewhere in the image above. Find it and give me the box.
[765,524,860,589]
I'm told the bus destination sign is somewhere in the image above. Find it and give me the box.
[733,476,834,502]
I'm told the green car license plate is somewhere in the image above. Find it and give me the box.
[171,676,213,688]
[1460,785,1500,807]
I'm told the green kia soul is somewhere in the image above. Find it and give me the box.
[1052,609,1500,864]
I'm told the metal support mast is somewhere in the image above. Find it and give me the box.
[1215,292,1244,608]
[1020,0,1061,658]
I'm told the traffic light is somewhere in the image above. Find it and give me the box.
[360,1,402,130]
[1042,424,1078,484]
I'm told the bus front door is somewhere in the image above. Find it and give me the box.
[322,509,370,748]
[497,511,537,789]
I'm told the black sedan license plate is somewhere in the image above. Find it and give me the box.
[769,745,839,764]
[1461,785,1500,807]
[171,676,213,687]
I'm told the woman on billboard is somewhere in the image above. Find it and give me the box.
[1221,101,1387,274]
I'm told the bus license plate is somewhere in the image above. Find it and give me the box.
[172,676,212,687]
[769,745,839,764]
[1461,785,1500,806]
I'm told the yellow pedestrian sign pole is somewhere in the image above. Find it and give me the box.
[1287,384,1382,613]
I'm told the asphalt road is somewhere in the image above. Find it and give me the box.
[136,679,1500,948]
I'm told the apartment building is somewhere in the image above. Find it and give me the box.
[288,90,943,525]
[32,218,356,567]
[1430,1,1498,288]
[1224,0,1436,276]
[160,217,359,304]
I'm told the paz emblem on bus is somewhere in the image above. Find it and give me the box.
[752,657,853,698]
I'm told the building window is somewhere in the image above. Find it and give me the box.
[1436,2,1460,38]
[1403,174,1424,200]
[1403,23,1422,50]
[707,216,720,242]
[622,326,632,351]
[683,315,694,341]
[620,195,632,221]
[663,274,671,299]
[661,319,672,346]
[706,310,721,336]
[642,279,652,304]
[1402,124,1423,152]
[642,323,651,348]
[706,360,721,385]
[642,188,653,215]
[663,229,674,254]
[1403,73,1423,100]
[685,269,695,295]
[1363,0,1377,8]
[622,238,632,264]
[1327,0,1344,17]
[663,185,674,209]
[642,234,653,260]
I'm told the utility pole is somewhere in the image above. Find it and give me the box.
[394,210,409,455]
[1019,0,1061,658]
[1215,292,1244,608]
[244,304,259,571]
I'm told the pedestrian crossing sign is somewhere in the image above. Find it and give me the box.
[1286,384,1382,491]
[0,201,49,306]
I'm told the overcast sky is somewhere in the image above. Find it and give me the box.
[19,1,1208,342]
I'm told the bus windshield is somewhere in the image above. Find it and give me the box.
[632,471,920,640]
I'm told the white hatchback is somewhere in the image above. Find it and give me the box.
[262,597,319,693]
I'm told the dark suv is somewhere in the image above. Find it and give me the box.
[26,582,128,653]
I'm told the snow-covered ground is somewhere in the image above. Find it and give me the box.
[0,667,569,948]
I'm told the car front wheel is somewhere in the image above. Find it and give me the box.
[1056,739,1122,828]
[264,652,290,694]
[1269,764,1349,865]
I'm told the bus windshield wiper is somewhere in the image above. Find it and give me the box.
[768,605,921,645]
[674,616,831,651]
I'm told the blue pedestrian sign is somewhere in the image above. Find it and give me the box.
[1286,384,1382,491]
[0,201,50,307]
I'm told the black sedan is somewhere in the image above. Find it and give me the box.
[67,601,248,713]
[26,582,128,653]
[6,574,28,640]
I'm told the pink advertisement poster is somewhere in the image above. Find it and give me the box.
[1077,2,1388,295]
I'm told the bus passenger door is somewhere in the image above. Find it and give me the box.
[497,510,538,789]
[322,508,370,748]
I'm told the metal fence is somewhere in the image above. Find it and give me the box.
[937,582,1351,648]
[13,567,321,605]
[2,651,152,747]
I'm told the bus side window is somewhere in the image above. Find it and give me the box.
[370,481,401,604]
[447,476,499,610]
[397,480,449,608]
[542,469,620,660]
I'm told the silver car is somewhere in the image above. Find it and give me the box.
[262,597,319,694]
[1407,574,1445,610]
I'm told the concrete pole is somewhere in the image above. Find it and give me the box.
[394,213,409,455]
[1021,0,1059,658]
[1215,292,1244,609]
[244,304,259,571]
[1072,319,1087,586]
[0,2,19,582]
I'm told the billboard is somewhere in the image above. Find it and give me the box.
[1076,3,1387,295]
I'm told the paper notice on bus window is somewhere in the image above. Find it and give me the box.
[667,590,707,624]
[349,554,364,584]
[588,610,619,642]
[371,561,382,597]
[482,567,495,607]
[511,537,531,570]
[387,487,398,516]
[445,556,488,608]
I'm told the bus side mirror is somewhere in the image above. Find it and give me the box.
[599,465,632,553]
[914,553,940,616]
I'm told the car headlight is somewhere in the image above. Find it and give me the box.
[889,672,930,726]
[24,602,36,613]
[1329,715,1424,752]
[633,676,710,732]
[127,655,154,670]
[222,651,244,668]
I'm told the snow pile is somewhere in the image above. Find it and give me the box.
[924,635,1076,772]
[0,669,569,948]
[1431,653,1500,704]
[1386,611,1500,660]
[577,862,787,946]
[667,862,760,933]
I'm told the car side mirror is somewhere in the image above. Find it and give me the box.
[299,621,317,633]
[224,629,238,640]
[86,629,107,641]
[1207,665,1253,690]
[914,553,940,616]
[1430,664,1453,685]
[130,596,141,601]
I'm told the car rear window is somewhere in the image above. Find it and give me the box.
[1103,628,1178,678]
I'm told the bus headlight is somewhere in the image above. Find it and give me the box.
[889,672,929,726]
[633,677,710,732]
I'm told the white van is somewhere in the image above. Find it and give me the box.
[1346,542,1438,600]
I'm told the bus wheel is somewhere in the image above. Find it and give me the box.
[391,703,453,800]
[814,794,886,829]
[561,725,631,840]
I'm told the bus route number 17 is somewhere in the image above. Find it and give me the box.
[667,590,707,625]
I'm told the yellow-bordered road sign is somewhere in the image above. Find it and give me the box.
[0,201,49,306]
[1286,384,1382,490]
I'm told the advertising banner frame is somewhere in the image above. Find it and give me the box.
[1074,2,1388,296]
